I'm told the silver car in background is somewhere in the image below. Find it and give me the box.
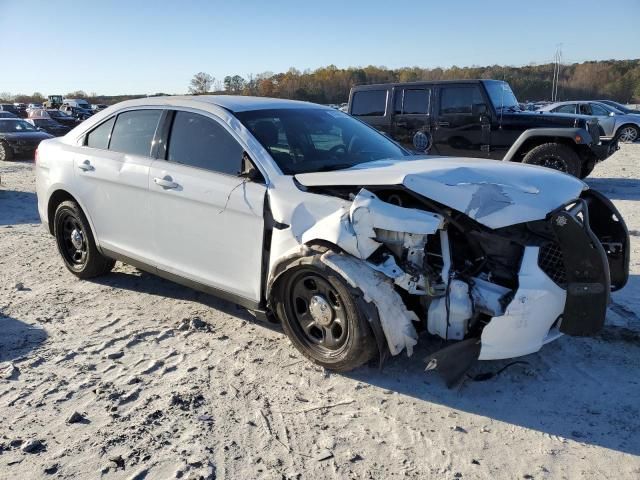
[539,101,640,143]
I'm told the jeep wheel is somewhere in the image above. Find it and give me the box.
[54,200,115,278]
[0,141,13,161]
[274,252,377,372]
[522,143,581,177]
[617,125,638,143]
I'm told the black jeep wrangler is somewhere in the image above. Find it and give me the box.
[348,79,616,178]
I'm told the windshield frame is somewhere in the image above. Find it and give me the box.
[234,107,410,175]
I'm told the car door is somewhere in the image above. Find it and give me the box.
[431,84,487,157]
[149,109,266,302]
[73,108,162,262]
[588,102,616,137]
[391,87,431,150]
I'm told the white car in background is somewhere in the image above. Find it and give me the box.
[539,100,640,143]
[34,96,629,385]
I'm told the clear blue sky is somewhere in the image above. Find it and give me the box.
[1,0,638,95]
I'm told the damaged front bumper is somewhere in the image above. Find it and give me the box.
[480,190,629,359]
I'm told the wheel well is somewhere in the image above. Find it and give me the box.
[511,137,577,162]
[47,190,77,235]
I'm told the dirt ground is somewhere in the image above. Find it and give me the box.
[1,146,639,480]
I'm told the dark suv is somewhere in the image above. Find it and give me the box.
[348,80,616,178]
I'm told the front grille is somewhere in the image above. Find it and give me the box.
[587,120,600,144]
[538,242,566,288]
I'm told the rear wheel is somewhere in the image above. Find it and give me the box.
[54,200,115,278]
[274,252,377,371]
[0,141,13,161]
[522,143,582,177]
[616,125,638,143]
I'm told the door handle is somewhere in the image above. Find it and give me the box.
[78,160,94,171]
[437,121,450,127]
[154,176,179,189]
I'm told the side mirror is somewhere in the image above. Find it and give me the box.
[238,152,263,182]
[609,112,616,117]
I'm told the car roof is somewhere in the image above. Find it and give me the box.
[112,95,327,113]
[350,79,502,90]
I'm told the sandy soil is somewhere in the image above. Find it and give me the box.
[1,146,639,480]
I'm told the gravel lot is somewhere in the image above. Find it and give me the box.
[1,146,639,479]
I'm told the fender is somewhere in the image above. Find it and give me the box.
[502,127,592,162]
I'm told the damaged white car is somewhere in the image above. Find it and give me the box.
[35,96,630,384]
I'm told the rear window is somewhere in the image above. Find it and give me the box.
[109,110,162,157]
[351,90,387,116]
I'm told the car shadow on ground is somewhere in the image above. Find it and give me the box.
[0,315,48,363]
[345,331,640,457]
[586,177,640,201]
[0,189,40,226]
[89,267,640,457]
[89,269,281,333]
[345,278,640,458]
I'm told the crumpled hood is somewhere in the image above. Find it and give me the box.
[295,156,587,229]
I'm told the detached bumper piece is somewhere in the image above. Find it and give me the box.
[550,194,628,336]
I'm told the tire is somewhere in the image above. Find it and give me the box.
[579,162,596,179]
[273,251,378,372]
[0,141,13,161]
[522,143,582,177]
[53,200,115,278]
[616,124,639,143]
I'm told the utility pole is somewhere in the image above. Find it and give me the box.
[551,45,563,102]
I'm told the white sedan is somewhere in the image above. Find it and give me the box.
[35,96,629,385]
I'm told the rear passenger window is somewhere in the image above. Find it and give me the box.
[109,110,162,157]
[401,89,430,114]
[440,86,484,115]
[86,117,115,149]
[351,90,387,116]
[167,111,243,175]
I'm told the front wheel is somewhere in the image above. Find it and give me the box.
[273,252,378,372]
[54,200,115,278]
[522,143,582,177]
[616,125,639,143]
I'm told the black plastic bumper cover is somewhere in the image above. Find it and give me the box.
[551,200,611,336]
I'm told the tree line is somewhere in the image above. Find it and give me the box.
[3,59,639,106]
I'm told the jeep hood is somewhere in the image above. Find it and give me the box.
[294,157,587,229]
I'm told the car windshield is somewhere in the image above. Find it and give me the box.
[484,81,520,110]
[0,119,38,132]
[235,108,408,174]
